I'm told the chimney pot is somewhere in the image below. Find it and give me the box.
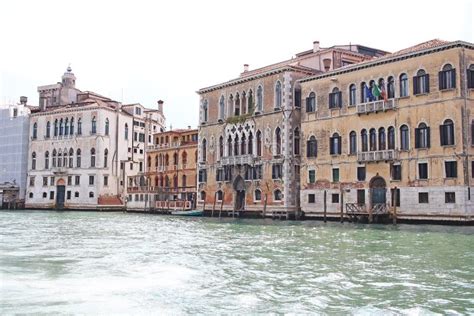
[313,41,320,53]
[20,96,27,105]
[243,64,249,72]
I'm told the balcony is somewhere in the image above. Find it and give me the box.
[357,149,398,163]
[147,142,182,151]
[52,167,68,175]
[356,98,396,115]
[221,155,254,165]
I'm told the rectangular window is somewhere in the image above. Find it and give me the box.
[391,164,402,181]
[29,176,35,187]
[418,192,429,203]
[308,170,316,183]
[391,188,400,207]
[332,168,340,183]
[50,176,55,186]
[308,194,315,203]
[104,176,108,186]
[89,175,94,185]
[216,168,224,182]
[272,164,283,179]
[439,69,456,90]
[139,162,143,172]
[43,177,48,186]
[198,169,207,183]
[75,175,80,185]
[445,192,456,203]
[357,189,365,204]
[357,166,366,181]
[331,193,339,203]
[67,191,71,200]
[67,176,72,186]
[130,163,133,170]
[253,165,262,180]
[329,91,342,109]
[445,161,457,178]
[418,163,428,180]
[50,191,54,200]
[75,192,79,198]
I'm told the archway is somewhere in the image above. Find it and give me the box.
[369,176,386,205]
[56,178,66,209]
[233,175,245,211]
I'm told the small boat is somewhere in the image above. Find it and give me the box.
[171,209,203,216]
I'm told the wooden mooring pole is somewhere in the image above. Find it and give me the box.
[219,192,224,218]
[263,194,268,218]
[323,190,327,223]
[340,188,344,223]
[393,186,398,225]
[211,191,217,218]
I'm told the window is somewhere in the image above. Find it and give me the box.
[54,119,59,136]
[418,162,428,180]
[67,191,71,200]
[445,161,457,178]
[43,192,47,198]
[44,151,49,169]
[415,123,430,149]
[29,176,35,186]
[57,151,62,168]
[103,149,108,168]
[32,122,37,139]
[308,170,316,183]
[272,164,283,179]
[77,118,82,135]
[89,175,94,185]
[387,127,395,150]
[413,69,430,95]
[124,123,128,140]
[275,81,282,109]
[360,82,367,102]
[348,131,357,154]
[90,148,96,167]
[329,87,342,108]
[331,193,339,203]
[91,117,97,134]
[70,118,74,135]
[399,73,408,97]
[308,194,315,203]
[216,190,223,201]
[361,129,368,152]
[76,149,81,168]
[256,130,262,157]
[74,192,79,198]
[46,121,51,138]
[75,175,80,185]
[419,192,429,204]
[182,151,188,165]
[330,133,342,155]
[391,164,402,181]
[241,134,247,155]
[391,188,400,207]
[50,176,55,186]
[234,93,240,116]
[31,152,36,170]
[378,127,386,150]
[306,92,316,112]
[439,64,456,90]
[332,168,339,183]
[200,191,206,201]
[445,192,455,203]
[274,189,282,201]
[105,118,109,135]
[468,64,474,88]
[59,118,63,136]
[400,125,409,150]
[182,175,187,188]
[43,177,48,186]
[369,128,377,151]
[68,148,73,168]
[294,88,301,108]
[89,192,94,198]
[256,86,263,112]
[202,100,208,122]
[248,132,253,155]
[198,169,207,183]
[219,96,225,120]
[357,190,365,204]
[387,76,395,99]
[307,136,317,157]
[103,176,108,187]
[234,135,239,156]
[275,127,281,155]
[440,119,455,146]
[64,118,69,136]
[50,191,54,200]
[349,84,356,106]
[357,166,366,181]
[67,176,72,186]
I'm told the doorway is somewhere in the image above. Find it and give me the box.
[233,175,245,211]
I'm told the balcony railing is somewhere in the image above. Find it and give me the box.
[357,149,398,162]
[221,155,254,165]
[52,167,68,174]
[147,142,185,151]
[357,98,396,115]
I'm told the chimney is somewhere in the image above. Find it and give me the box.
[243,64,249,72]
[313,41,320,53]
[157,100,164,112]
[20,96,27,105]
[323,58,332,71]
[188,125,191,129]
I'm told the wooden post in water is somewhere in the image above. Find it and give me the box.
[393,186,398,225]
[340,187,344,223]
[211,191,217,218]
[263,194,268,218]
[219,192,224,218]
[323,190,327,223]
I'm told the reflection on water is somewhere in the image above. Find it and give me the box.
[1,211,473,314]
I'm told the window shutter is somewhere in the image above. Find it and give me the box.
[468,69,473,88]
[338,136,342,154]
[440,125,446,146]
[329,137,334,155]
[425,74,430,93]
[328,94,333,108]
[337,91,342,107]
[426,127,431,148]
[306,98,310,112]
[438,71,444,90]
[306,141,310,157]
[413,76,419,94]
[415,128,420,148]
[451,69,456,88]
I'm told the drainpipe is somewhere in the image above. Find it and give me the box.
[461,48,470,214]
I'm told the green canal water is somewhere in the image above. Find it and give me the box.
[0,211,473,315]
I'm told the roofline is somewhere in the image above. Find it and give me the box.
[299,40,474,84]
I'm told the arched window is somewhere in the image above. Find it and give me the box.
[182,175,187,188]
[91,117,97,134]
[329,87,342,108]
[77,118,82,135]
[182,151,188,165]
[57,150,62,167]
[46,121,51,138]
[439,64,456,90]
[52,149,57,167]
[69,148,74,168]
[275,127,281,155]
[64,118,69,136]
[76,149,81,168]
[105,118,109,135]
[275,81,282,109]
[468,64,474,88]
[388,127,395,150]
[257,86,263,112]
[361,129,368,152]
[31,152,36,170]
[414,69,429,94]
[349,84,357,106]
[361,82,367,102]
[217,190,223,201]
[54,119,59,137]
[155,155,159,168]
[44,151,49,169]
[248,132,253,155]
[63,148,67,167]
[307,136,317,157]
[165,153,169,166]
[202,139,207,161]
[306,92,316,112]
[274,189,282,201]
[415,123,430,148]
[202,100,208,123]
[247,90,254,113]
[155,176,159,187]
[104,149,108,168]
[254,189,262,201]
[294,128,300,155]
[241,91,247,115]
[387,76,395,99]
[218,136,224,159]
[227,135,233,157]
[90,148,96,167]
[70,118,74,135]
[165,176,170,188]
[173,152,178,165]
[125,123,129,140]
[400,74,408,97]
[400,125,409,150]
[219,96,225,120]
[369,128,377,151]
[241,134,247,155]
[173,175,178,189]
[330,133,341,155]
[256,130,262,157]
[440,119,455,146]
[200,191,206,201]
[378,127,386,150]
[32,122,38,139]
[59,118,64,136]
[234,93,241,116]
[377,78,385,101]
[349,131,357,154]
[234,135,239,156]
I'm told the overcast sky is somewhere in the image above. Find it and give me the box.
[0,0,472,129]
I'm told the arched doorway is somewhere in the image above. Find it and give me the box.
[369,176,386,205]
[56,178,66,209]
[233,175,245,211]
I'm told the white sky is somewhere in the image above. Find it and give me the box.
[0,0,472,129]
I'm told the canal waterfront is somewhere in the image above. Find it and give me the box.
[1,211,473,314]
